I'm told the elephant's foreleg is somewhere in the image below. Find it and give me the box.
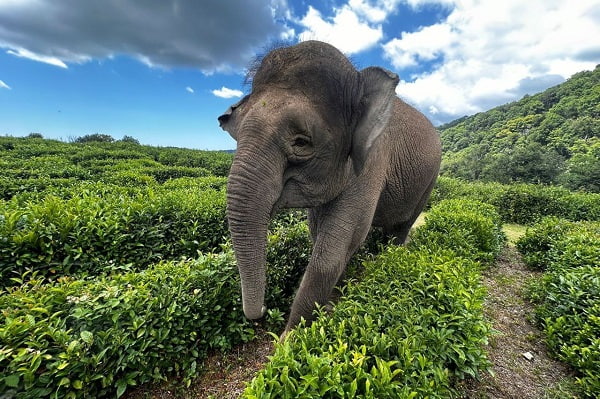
[285,199,376,331]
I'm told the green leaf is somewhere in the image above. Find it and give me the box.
[57,361,70,370]
[116,380,127,398]
[4,374,20,388]
[80,330,93,344]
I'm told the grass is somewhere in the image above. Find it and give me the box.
[503,223,527,246]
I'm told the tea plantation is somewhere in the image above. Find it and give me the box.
[1,136,599,398]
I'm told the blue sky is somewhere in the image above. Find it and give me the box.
[1,0,599,150]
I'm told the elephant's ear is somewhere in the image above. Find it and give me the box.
[218,96,248,140]
[352,67,399,175]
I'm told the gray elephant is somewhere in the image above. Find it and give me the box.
[218,40,441,333]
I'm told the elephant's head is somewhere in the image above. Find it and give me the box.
[218,41,399,320]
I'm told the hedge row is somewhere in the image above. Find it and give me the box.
[518,218,600,397]
[0,220,314,398]
[431,176,600,224]
[0,184,228,286]
[243,199,503,398]
[411,199,506,264]
[0,253,246,398]
[516,217,600,271]
[0,172,229,202]
[0,137,234,200]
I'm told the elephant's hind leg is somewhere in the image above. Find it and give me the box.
[383,220,414,245]
[384,177,437,245]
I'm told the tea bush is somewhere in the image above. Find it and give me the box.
[0,177,80,201]
[516,218,600,270]
[0,252,250,398]
[431,176,600,224]
[527,265,600,397]
[243,199,498,398]
[0,186,228,286]
[266,221,311,311]
[161,176,228,191]
[410,199,505,264]
[519,219,600,397]
[0,136,234,199]
[0,220,315,398]
[244,252,490,399]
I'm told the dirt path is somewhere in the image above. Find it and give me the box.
[125,330,274,399]
[462,246,575,399]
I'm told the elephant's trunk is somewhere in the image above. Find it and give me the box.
[226,143,282,320]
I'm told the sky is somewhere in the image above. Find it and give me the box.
[0,0,599,150]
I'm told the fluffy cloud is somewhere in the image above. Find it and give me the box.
[348,0,391,23]
[0,79,10,90]
[185,87,194,94]
[386,0,600,123]
[383,23,455,68]
[0,0,289,72]
[298,4,383,54]
[212,86,244,99]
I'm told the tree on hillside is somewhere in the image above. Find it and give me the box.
[119,135,140,144]
[439,65,600,192]
[560,138,600,192]
[74,133,115,143]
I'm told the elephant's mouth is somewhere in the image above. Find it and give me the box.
[274,179,325,210]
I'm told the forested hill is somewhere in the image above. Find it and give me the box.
[438,65,599,192]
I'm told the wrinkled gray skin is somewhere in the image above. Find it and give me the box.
[218,41,441,333]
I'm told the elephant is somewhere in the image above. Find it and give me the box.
[218,40,441,333]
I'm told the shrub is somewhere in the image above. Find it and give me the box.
[265,221,311,311]
[144,165,211,183]
[431,176,600,224]
[0,219,316,398]
[0,187,228,285]
[0,177,79,201]
[428,177,502,209]
[0,253,251,398]
[101,170,157,186]
[517,218,600,270]
[243,198,502,398]
[410,199,505,264]
[244,248,491,399]
[0,136,234,198]
[161,176,228,191]
[527,265,600,397]
[496,184,570,224]
[521,218,600,397]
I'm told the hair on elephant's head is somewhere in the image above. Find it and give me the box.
[218,40,399,321]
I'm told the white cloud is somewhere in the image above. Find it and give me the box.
[185,86,194,94]
[383,23,455,68]
[404,0,455,8]
[7,48,69,68]
[0,0,289,72]
[212,86,244,99]
[385,0,600,124]
[349,0,390,23]
[0,79,10,90]
[298,5,383,54]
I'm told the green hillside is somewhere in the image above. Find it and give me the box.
[439,65,600,192]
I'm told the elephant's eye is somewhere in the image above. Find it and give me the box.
[293,137,310,148]
[289,134,313,162]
